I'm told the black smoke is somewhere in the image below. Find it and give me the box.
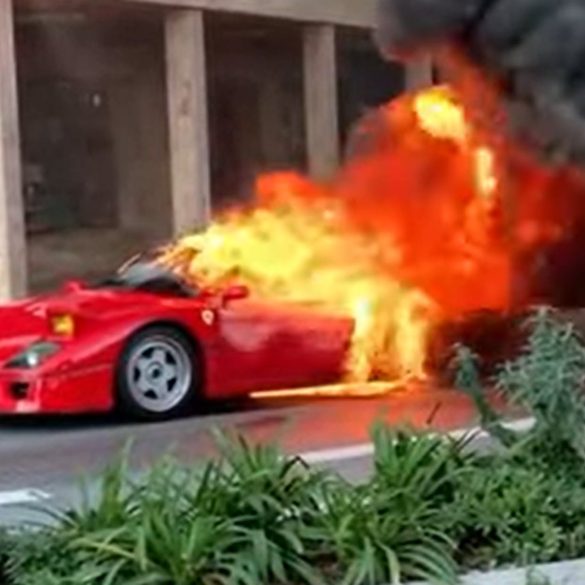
[376,0,585,166]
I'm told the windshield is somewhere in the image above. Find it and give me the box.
[98,253,198,298]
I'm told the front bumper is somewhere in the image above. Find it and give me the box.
[0,366,114,414]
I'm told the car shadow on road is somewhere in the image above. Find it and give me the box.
[0,396,301,432]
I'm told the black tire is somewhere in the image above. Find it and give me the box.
[116,325,201,421]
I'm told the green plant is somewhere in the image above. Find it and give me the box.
[451,344,516,447]
[5,450,149,584]
[0,450,140,583]
[445,457,585,569]
[0,527,14,581]
[448,308,585,570]
[370,424,473,508]
[25,434,331,585]
[53,446,140,534]
[497,308,585,459]
[1,428,468,585]
[453,308,585,459]
[3,530,95,585]
[195,432,330,585]
[321,426,462,585]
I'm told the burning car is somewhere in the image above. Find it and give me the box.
[0,254,353,419]
[4,77,582,421]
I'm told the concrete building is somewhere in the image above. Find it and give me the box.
[0,0,431,298]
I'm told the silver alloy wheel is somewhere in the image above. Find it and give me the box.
[126,335,192,414]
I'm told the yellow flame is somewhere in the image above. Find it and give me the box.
[250,381,406,400]
[415,87,498,200]
[474,147,498,198]
[414,87,469,143]
[161,194,435,382]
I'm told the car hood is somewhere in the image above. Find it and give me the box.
[0,286,179,362]
[0,299,50,363]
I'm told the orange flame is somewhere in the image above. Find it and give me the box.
[415,87,498,200]
[162,182,434,382]
[160,82,585,386]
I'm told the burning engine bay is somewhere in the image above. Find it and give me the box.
[157,79,585,386]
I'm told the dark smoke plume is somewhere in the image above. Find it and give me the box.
[376,0,585,166]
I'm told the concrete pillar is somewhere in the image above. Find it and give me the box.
[303,24,339,180]
[0,0,26,299]
[406,56,434,90]
[165,9,211,236]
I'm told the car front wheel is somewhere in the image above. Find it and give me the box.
[116,326,199,420]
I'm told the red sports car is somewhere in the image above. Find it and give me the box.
[0,257,353,420]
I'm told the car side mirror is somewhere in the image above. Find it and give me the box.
[222,285,250,304]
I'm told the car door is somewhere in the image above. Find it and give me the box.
[215,298,352,395]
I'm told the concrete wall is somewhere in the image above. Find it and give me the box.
[15,9,174,290]
[207,16,306,206]
[109,48,172,241]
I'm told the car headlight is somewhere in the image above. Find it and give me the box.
[5,341,61,369]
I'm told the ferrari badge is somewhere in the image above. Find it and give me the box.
[202,310,215,326]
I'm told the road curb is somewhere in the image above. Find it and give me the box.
[300,417,535,464]
[411,559,585,585]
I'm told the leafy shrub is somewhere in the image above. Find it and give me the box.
[497,308,585,459]
[4,435,333,585]
[2,429,464,585]
[3,452,144,585]
[446,457,585,570]
[450,308,585,569]
[453,307,585,462]
[370,425,472,506]
[185,433,330,585]
[3,531,88,585]
[0,527,14,581]
[320,426,463,585]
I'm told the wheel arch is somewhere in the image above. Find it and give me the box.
[129,318,203,355]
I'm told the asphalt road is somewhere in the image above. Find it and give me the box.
[0,382,516,526]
